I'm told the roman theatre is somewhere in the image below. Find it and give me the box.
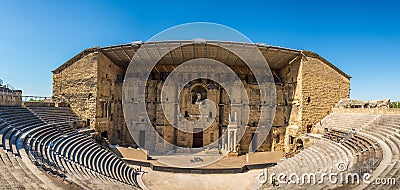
[1,40,400,189]
[52,40,350,155]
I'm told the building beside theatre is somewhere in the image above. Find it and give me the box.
[0,79,22,106]
[52,41,350,153]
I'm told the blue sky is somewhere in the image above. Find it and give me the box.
[0,0,399,101]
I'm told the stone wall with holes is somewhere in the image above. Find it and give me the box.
[271,126,286,151]
[279,57,302,127]
[52,52,98,128]
[144,75,277,153]
[278,57,303,152]
[279,54,350,153]
[146,79,223,152]
[95,51,133,146]
[300,53,351,131]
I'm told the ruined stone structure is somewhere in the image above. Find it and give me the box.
[335,98,391,108]
[0,81,22,106]
[52,41,350,153]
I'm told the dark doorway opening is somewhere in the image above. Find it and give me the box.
[192,128,203,148]
[296,139,304,151]
[306,125,313,133]
[139,130,146,148]
[101,131,108,139]
[289,136,295,144]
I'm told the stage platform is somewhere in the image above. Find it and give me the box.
[115,147,283,174]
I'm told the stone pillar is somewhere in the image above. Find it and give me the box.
[226,112,239,153]
[221,133,225,150]
[227,131,231,151]
[226,132,228,150]
[233,129,237,152]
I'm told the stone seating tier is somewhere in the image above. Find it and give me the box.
[0,106,139,189]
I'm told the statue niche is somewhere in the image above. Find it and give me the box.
[191,86,207,104]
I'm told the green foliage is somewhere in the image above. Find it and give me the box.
[390,102,400,108]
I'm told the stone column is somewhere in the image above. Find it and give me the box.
[227,131,231,151]
[221,132,226,150]
[233,129,237,152]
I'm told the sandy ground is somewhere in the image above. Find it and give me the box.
[142,168,264,190]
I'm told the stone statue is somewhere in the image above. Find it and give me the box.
[195,93,201,103]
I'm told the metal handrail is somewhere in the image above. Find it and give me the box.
[22,96,51,102]
[5,84,15,90]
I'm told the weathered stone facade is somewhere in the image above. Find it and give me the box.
[96,52,134,145]
[281,52,351,152]
[301,52,350,128]
[53,50,134,145]
[52,41,350,153]
[0,86,22,106]
[53,50,98,129]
